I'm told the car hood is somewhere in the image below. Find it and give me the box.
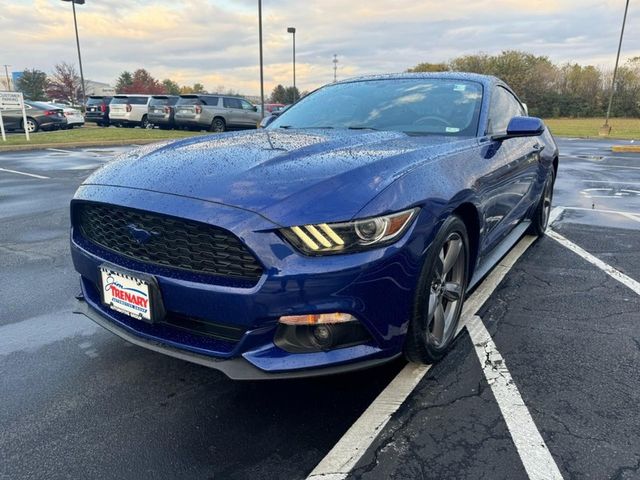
[84,129,475,226]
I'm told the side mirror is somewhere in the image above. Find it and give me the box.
[492,116,544,141]
[259,115,277,128]
[252,105,258,112]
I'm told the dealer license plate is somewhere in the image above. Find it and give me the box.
[100,267,152,321]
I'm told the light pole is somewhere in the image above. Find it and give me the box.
[2,65,11,91]
[333,54,338,82]
[258,0,265,118]
[602,0,630,135]
[61,0,86,105]
[287,27,296,102]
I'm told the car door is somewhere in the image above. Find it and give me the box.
[222,97,243,126]
[478,86,539,253]
[239,99,260,126]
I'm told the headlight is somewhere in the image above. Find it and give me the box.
[281,208,419,255]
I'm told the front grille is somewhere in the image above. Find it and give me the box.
[75,202,263,282]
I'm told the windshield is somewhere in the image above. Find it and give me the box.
[270,78,483,136]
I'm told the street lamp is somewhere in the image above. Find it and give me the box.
[287,27,296,102]
[601,0,630,136]
[61,0,86,105]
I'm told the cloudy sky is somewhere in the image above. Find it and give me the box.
[2,0,639,95]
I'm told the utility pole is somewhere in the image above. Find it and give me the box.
[601,0,630,136]
[333,54,338,83]
[258,0,265,118]
[2,65,11,91]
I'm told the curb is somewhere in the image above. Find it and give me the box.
[611,145,640,153]
[0,139,164,153]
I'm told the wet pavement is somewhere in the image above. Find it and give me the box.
[1,139,639,479]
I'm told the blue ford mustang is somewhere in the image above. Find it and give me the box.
[71,73,558,379]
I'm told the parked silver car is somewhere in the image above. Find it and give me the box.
[174,94,261,132]
[109,94,152,128]
[148,95,179,130]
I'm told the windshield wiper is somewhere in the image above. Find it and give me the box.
[278,126,334,129]
[347,126,379,131]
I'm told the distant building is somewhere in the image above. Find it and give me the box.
[85,80,116,96]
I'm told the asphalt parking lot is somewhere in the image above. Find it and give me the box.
[1,138,639,480]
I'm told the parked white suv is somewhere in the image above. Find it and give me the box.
[109,95,152,128]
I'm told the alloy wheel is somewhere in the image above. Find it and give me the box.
[426,232,466,347]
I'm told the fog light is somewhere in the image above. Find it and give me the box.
[313,325,332,347]
[274,313,372,353]
[279,312,356,325]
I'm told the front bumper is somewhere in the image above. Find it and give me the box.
[74,297,399,380]
[70,185,431,378]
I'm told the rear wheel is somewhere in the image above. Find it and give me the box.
[529,170,555,236]
[405,215,469,364]
[22,117,39,133]
[140,115,150,129]
[210,117,226,133]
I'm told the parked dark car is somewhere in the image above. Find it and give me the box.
[148,95,179,129]
[71,73,558,379]
[85,96,112,126]
[1,101,67,133]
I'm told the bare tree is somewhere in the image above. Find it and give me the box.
[47,62,81,104]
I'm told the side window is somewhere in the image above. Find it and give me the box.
[204,96,219,106]
[223,98,242,109]
[487,87,526,135]
[240,100,255,110]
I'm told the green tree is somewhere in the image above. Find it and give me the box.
[16,69,48,100]
[115,71,133,93]
[161,79,181,95]
[407,62,449,73]
[192,83,206,93]
[270,84,287,103]
[284,86,300,104]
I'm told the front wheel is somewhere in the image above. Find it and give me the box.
[210,117,226,133]
[528,170,555,236]
[140,115,150,129]
[405,215,470,364]
[23,117,39,133]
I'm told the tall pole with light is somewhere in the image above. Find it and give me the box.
[258,0,265,118]
[602,0,630,135]
[61,0,87,105]
[333,54,338,82]
[287,27,296,102]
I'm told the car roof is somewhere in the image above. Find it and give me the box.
[335,72,501,89]
[113,94,152,97]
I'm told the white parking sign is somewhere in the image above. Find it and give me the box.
[0,91,29,141]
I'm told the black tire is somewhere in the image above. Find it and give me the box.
[405,215,470,364]
[22,117,39,133]
[140,115,149,129]
[210,117,226,133]
[528,169,555,237]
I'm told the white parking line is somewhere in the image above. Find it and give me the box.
[467,315,563,480]
[308,235,540,480]
[46,148,73,153]
[0,167,50,179]
[555,206,640,223]
[547,229,640,296]
[581,179,640,187]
